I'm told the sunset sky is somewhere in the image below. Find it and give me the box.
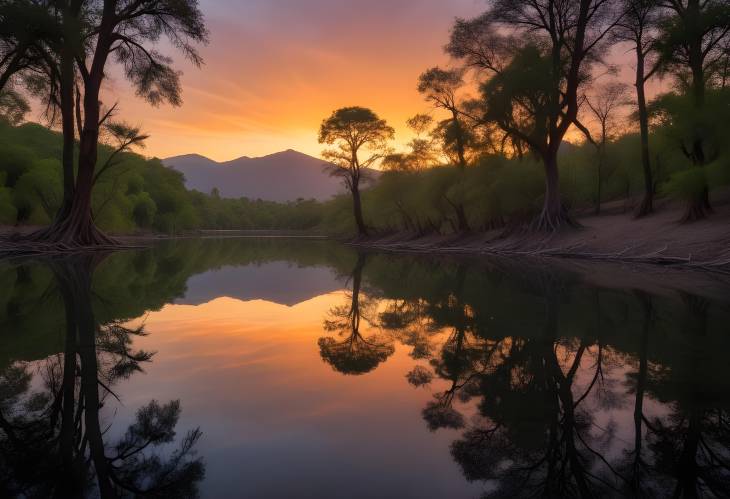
[93,0,485,161]
[66,0,668,163]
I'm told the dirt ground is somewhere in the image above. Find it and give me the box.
[357,200,730,274]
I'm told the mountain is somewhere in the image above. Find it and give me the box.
[162,149,346,202]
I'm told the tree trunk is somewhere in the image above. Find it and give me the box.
[682,187,712,223]
[40,65,115,246]
[444,194,470,233]
[595,150,603,216]
[351,183,368,237]
[682,8,711,222]
[452,111,468,169]
[533,152,574,231]
[58,27,76,221]
[635,50,654,218]
[25,3,116,248]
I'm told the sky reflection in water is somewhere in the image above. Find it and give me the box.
[1,238,730,498]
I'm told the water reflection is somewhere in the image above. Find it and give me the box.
[318,254,394,375]
[0,255,204,498]
[362,258,730,498]
[0,239,729,498]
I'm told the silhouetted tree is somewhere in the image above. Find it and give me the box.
[35,0,208,247]
[418,68,473,231]
[585,82,629,214]
[418,68,470,169]
[319,107,394,237]
[613,0,662,217]
[382,114,438,172]
[655,0,730,221]
[447,0,623,230]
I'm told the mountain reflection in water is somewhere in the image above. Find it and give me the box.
[1,238,730,498]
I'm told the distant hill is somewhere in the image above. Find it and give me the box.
[163,150,346,202]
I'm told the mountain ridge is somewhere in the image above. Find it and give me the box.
[162,149,345,202]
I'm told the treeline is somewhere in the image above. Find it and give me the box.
[3,0,730,242]
[319,90,730,236]
[0,120,326,233]
[315,0,730,236]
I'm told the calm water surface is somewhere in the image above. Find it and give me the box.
[1,238,730,498]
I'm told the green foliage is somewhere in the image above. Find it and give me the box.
[650,88,730,202]
[661,167,708,201]
[0,172,16,224]
[0,121,326,233]
[13,159,62,221]
[3,85,730,237]
[481,45,553,145]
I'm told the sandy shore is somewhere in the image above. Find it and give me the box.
[354,202,730,275]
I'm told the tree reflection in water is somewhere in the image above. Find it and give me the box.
[318,254,394,375]
[334,256,730,498]
[0,255,204,498]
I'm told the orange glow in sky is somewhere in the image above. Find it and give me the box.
[91,0,485,161]
[53,0,669,162]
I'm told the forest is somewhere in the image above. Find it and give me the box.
[0,0,729,248]
[0,121,326,233]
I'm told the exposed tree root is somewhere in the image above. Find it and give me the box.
[530,205,582,232]
[680,189,714,223]
[634,193,654,219]
[0,221,141,257]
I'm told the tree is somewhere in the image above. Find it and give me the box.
[319,106,394,237]
[655,0,730,221]
[585,82,629,214]
[418,68,470,169]
[418,68,474,232]
[447,0,623,230]
[382,114,438,172]
[94,120,149,185]
[36,0,208,247]
[613,0,662,217]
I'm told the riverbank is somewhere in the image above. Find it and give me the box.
[354,201,730,274]
[2,204,728,274]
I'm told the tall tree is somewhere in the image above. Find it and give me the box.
[447,0,622,230]
[585,82,628,214]
[655,0,730,221]
[418,67,472,232]
[614,0,661,217]
[418,67,470,169]
[38,0,208,247]
[319,106,394,237]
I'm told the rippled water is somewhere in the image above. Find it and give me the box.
[1,238,730,498]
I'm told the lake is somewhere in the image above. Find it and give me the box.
[1,238,730,498]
